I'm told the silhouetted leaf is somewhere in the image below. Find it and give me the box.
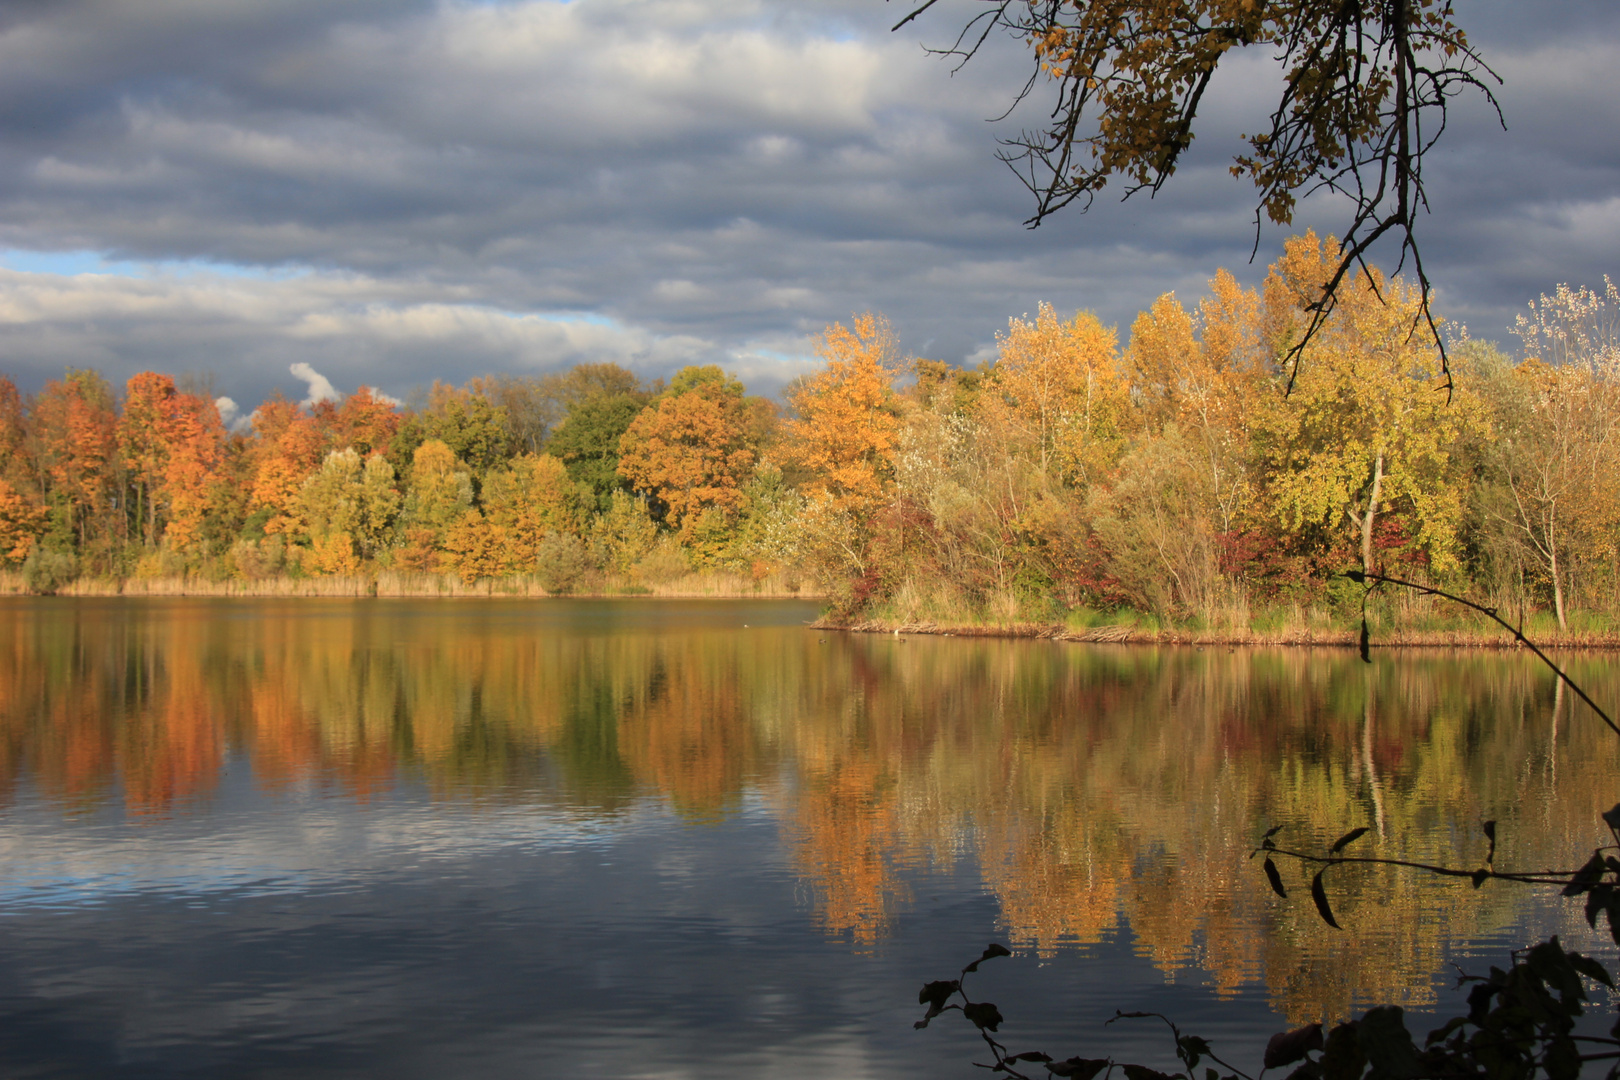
[1264,824,1286,839]
[1121,1065,1175,1080]
[1265,1023,1324,1069]
[1311,872,1341,929]
[1567,951,1613,988]
[1264,857,1288,898]
[1358,618,1370,663]
[1470,869,1488,889]
[919,980,958,1008]
[1320,1022,1365,1080]
[1012,1052,1053,1063]
[1048,1059,1109,1080]
[1603,803,1620,831]
[1330,827,1370,854]
[1563,852,1607,896]
[963,1001,1003,1032]
[962,942,1012,973]
[1357,1007,1420,1079]
[1483,820,1496,864]
[1344,569,1365,583]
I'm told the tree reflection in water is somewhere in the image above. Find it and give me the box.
[0,597,1613,1023]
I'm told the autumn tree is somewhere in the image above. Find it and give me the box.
[591,489,659,577]
[329,386,400,459]
[248,395,328,539]
[117,373,226,553]
[298,449,401,573]
[480,453,584,570]
[31,369,118,550]
[782,314,903,512]
[118,372,172,546]
[397,439,472,571]
[1125,270,1266,536]
[1480,279,1620,629]
[982,303,1128,488]
[617,367,760,538]
[395,381,511,475]
[155,388,226,553]
[468,363,644,455]
[0,377,45,564]
[1253,233,1480,580]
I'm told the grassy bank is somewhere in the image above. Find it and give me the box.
[814,597,1620,648]
[0,569,814,600]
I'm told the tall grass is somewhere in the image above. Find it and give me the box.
[18,569,815,600]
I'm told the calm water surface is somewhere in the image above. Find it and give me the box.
[0,597,1616,1078]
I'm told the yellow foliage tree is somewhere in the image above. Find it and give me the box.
[1254,233,1483,577]
[982,303,1127,488]
[398,439,472,571]
[480,453,582,571]
[444,510,508,584]
[1126,271,1267,534]
[782,313,902,513]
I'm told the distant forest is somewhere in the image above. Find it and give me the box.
[1,232,1616,632]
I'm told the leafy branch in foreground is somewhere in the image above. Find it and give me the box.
[917,571,1620,1078]
[919,935,1620,1080]
[893,0,1503,393]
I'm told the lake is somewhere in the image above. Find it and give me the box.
[0,597,1614,1078]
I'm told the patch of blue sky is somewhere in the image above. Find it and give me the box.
[0,249,301,281]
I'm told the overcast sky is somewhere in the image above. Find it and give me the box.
[0,0,1613,410]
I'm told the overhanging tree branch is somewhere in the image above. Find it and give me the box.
[892,0,1503,395]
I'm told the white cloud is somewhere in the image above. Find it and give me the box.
[288,362,340,407]
[213,395,251,433]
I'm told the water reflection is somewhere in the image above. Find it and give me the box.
[0,597,1615,1026]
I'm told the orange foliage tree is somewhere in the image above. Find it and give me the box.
[782,313,903,512]
[31,370,118,548]
[617,371,758,536]
[0,377,45,563]
[248,395,328,538]
[330,386,400,458]
[117,373,225,551]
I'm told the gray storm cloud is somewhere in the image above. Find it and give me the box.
[0,0,1612,404]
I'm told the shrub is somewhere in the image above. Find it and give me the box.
[536,532,591,594]
[21,548,79,594]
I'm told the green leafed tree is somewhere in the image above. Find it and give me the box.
[546,393,648,512]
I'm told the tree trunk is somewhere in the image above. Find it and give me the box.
[1548,517,1567,632]
[1360,451,1385,577]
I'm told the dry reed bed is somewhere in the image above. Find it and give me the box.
[0,570,812,600]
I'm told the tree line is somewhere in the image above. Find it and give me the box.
[1,231,1616,629]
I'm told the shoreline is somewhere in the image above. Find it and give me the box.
[0,570,818,601]
[812,615,1620,649]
